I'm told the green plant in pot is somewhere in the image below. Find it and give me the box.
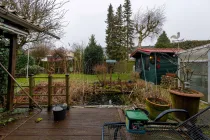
[145,84,170,122]
[139,53,171,122]
[169,65,204,121]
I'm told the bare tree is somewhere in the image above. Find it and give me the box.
[2,0,69,48]
[52,47,68,73]
[71,42,85,73]
[134,6,166,48]
[30,43,53,66]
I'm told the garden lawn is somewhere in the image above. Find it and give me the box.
[16,73,131,86]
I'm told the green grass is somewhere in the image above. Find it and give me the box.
[16,73,131,86]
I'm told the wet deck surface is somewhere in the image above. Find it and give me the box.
[0,108,120,140]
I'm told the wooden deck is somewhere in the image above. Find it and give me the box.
[0,108,121,140]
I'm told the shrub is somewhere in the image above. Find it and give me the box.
[130,72,140,82]
[84,35,103,74]
[160,75,176,89]
[171,40,210,49]
[16,54,35,72]
[19,65,45,75]
[128,80,171,105]
[114,61,135,73]
[93,64,108,86]
[93,64,107,74]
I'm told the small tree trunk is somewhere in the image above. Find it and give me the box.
[182,82,185,90]
[37,59,41,66]
[138,40,142,48]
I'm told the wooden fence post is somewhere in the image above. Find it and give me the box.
[65,74,70,110]
[29,74,34,109]
[48,75,52,111]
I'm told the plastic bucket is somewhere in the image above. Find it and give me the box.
[52,106,66,121]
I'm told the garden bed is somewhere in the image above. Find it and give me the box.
[14,80,138,106]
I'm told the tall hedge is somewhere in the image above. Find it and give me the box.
[171,40,210,49]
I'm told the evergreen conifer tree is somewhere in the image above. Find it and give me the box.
[123,0,134,61]
[84,35,103,74]
[114,4,126,61]
[105,4,115,60]
[155,31,172,48]
[105,4,126,61]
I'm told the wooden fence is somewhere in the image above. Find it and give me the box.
[14,74,70,110]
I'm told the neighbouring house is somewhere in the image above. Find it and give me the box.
[178,44,210,102]
[130,48,181,84]
[41,50,74,74]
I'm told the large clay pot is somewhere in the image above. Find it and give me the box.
[146,97,170,121]
[169,89,204,121]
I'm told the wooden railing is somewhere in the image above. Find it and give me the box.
[14,74,70,110]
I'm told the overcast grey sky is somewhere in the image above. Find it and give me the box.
[57,0,210,49]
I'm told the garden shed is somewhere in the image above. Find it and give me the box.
[178,44,210,103]
[131,48,181,84]
[0,6,60,110]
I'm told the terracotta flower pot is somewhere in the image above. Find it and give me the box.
[169,89,204,121]
[145,97,170,121]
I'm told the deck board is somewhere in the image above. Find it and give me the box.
[0,108,120,140]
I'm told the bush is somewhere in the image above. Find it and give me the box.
[171,40,210,49]
[93,64,107,74]
[19,65,45,75]
[114,61,135,73]
[84,35,103,74]
[160,75,176,89]
[93,64,108,85]
[16,54,35,72]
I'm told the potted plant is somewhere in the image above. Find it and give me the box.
[169,65,204,120]
[145,84,170,121]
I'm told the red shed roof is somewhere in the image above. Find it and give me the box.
[130,48,183,57]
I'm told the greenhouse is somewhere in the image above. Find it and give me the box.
[178,44,210,102]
